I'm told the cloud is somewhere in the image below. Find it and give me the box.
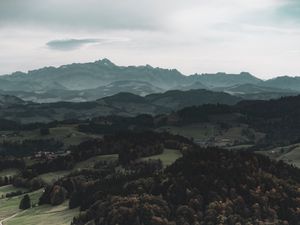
[46,37,131,51]
[46,38,101,51]
[0,0,169,31]
[1,0,300,78]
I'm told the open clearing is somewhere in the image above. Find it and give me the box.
[157,123,218,140]
[37,171,72,185]
[158,123,264,147]
[0,189,42,221]
[74,154,118,170]
[0,125,101,148]
[0,169,19,178]
[0,187,79,225]
[142,149,182,167]
[37,154,119,184]
[258,143,300,168]
[0,185,27,198]
[4,201,79,225]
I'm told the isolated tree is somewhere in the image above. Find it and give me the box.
[19,194,31,210]
[50,185,67,205]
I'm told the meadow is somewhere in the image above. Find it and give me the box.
[141,149,182,167]
[0,189,42,221]
[4,201,79,225]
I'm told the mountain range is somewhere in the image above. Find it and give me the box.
[0,59,299,102]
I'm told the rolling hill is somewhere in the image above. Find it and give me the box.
[215,83,299,100]
[0,89,241,123]
[263,76,300,92]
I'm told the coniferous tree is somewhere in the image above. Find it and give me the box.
[19,194,31,210]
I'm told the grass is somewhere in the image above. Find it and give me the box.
[258,143,300,168]
[74,154,118,170]
[37,171,72,185]
[278,149,300,168]
[0,169,20,178]
[0,189,43,220]
[73,149,181,169]
[0,185,27,198]
[23,158,39,167]
[47,126,101,146]
[0,125,101,148]
[4,201,79,225]
[142,149,182,167]
[158,123,264,148]
[226,144,254,151]
[157,123,217,140]
[37,154,119,184]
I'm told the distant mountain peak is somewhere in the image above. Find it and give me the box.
[95,58,116,67]
[1,58,300,102]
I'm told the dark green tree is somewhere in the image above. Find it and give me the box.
[69,191,81,209]
[19,194,31,210]
[40,127,50,136]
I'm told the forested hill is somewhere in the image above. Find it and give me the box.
[0,90,241,123]
[38,141,300,225]
[174,95,300,145]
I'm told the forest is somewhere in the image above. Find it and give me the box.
[1,96,300,224]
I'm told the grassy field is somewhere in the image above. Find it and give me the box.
[36,154,119,184]
[158,123,264,147]
[157,123,218,140]
[37,171,72,185]
[258,143,300,168]
[0,125,101,148]
[226,144,254,151]
[142,149,182,167]
[4,201,79,225]
[0,189,42,220]
[0,185,27,198]
[0,169,20,178]
[0,183,78,225]
[277,146,300,168]
[74,154,118,170]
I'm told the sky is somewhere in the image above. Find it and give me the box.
[0,0,300,79]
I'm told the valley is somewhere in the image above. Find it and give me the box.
[1,60,300,225]
[3,0,300,222]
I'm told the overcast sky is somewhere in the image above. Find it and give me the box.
[0,0,300,78]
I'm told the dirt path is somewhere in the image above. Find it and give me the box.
[0,210,26,225]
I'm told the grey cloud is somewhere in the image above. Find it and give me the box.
[1,0,298,32]
[0,0,173,31]
[46,38,106,51]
